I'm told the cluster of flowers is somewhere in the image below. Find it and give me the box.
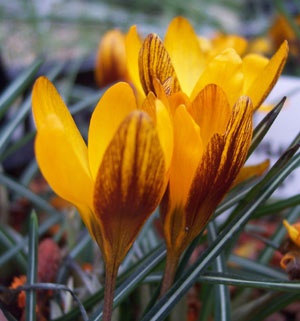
[32,17,288,321]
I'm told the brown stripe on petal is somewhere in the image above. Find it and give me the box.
[139,33,181,96]
[183,96,253,247]
[93,111,165,265]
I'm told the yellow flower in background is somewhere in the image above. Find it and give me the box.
[269,14,300,57]
[283,220,300,247]
[95,30,129,87]
[32,76,172,321]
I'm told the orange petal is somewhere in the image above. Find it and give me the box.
[188,84,231,147]
[125,25,145,97]
[95,30,128,87]
[88,82,137,180]
[139,33,181,95]
[185,96,253,245]
[233,159,270,186]
[164,16,205,96]
[245,41,289,110]
[190,48,243,106]
[93,111,165,265]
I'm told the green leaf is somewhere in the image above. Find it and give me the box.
[247,97,285,158]
[25,211,38,321]
[53,244,166,321]
[0,63,64,154]
[89,244,166,321]
[246,292,300,321]
[253,194,300,218]
[0,226,27,270]
[208,222,231,321]
[0,58,43,119]
[141,149,300,321]
[229,255,287,279]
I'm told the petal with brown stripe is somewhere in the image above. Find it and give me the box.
[139,33,181,95]
[93,111,166,265]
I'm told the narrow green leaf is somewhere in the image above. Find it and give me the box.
[247,97,285,158]
[53,244,166,321]
[89,244,166,321]
[0,131,35,163]
[247,292,300,321]
[141,151,300,321]
[0,226,27,270]
[0,63,64,154]
[0,58,43,119]
[0,172,57,213]
[229,255,287,279]
[208,222,231,321]
[25,211,38,321]
[69,92,103,114]
[253,194,300,218]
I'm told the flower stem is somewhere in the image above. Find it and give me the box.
[103,263,118,321]
[160,252,180,297]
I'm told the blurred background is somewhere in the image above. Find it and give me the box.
[0,0,300,80]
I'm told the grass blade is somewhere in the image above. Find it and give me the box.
[247,97,285,158]
[0,58,43,119]
[208,222,231,321]
[25,211,38,321]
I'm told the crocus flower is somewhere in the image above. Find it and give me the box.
[32,77,172,321]
[95,29,129,87]
[126,16,288,109]
[136,18,288,294]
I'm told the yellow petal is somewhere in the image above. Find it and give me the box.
[140,91,157,122]
[185,96,253,245]
[93,111,165,264]
[245,41,289,110]
[190,48,243,106]
[32,76,93,206]
[164,16,205,96]
[35,115,94,228]
[168,105,203,212]
[88,82,137,180]
[188,84,231,147]
[283,220,300,247]
[210,33,248,58]
[233,159,270,186]
[168,91,190,116]
[155,99,173,170]
[242,54,269,94]
[125,25,145,97]
[95,30,128,87]
[139,33,181,95]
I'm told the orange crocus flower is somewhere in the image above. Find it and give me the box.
[95,30,129,87]
[135,17,288,293]
[32,77,172,321]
